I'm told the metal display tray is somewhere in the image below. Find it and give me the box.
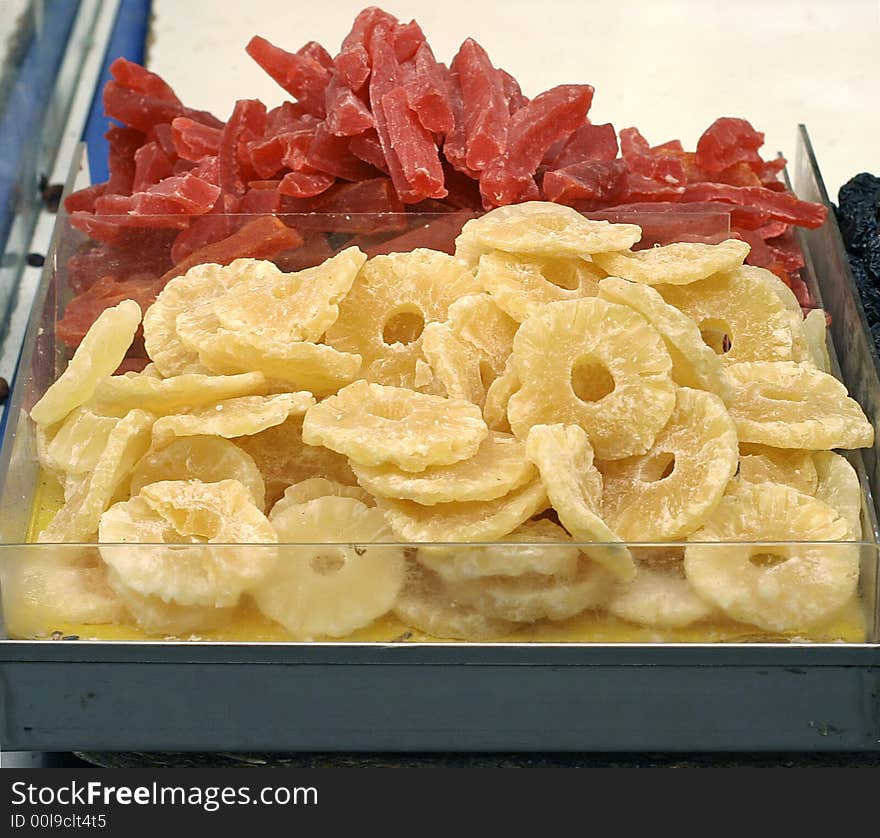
[0,128,878,753]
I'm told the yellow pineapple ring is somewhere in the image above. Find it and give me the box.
[129,436,266,510]
[598,277,731,401]
[657,267,798,365]
[99,479,278,608]
[482,359,519,433]
[608,564,716,628]
[477,251,603,323]
[684,482,858,632]
[591,239,750,286]
[303,380,488,472]
[508,298,675,459]
[393,561,516,640]
[446,294,518,383]
[212,247,366,343]
[270,477,373,514]
[352,431,534,505]
[598,388,739,541]
[254,497,405,639]
[802,308,831,372]
[814,452,862,539]
[725,361,873,450]
[324,249,480,389]
[375,477,548,542]
[454,201,641,267]
[42,407,119,476]
[421,322,485,405]
[416,519,580,582]
[152,391,315,448]
[236,415,357,508]
[738,443,818,496]
[525,424,635,581]
[31,299,141,427]
[38,409,154,542]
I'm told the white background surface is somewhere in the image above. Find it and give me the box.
[150,0,879,201]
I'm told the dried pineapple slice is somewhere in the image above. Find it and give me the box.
[454,201,641,267]
[191,329,361,397]
[129,436,266,510]
[657,267,797,365]
[421,322,485,405]
[448,559,615,623]
[508,298,675,459]
[725,361,873,450]
[212,247,366,343]
[43,407,119,475]
[375,477,548,542]
[236,415,357,508]
[591,239,750,286]
[802,308,831,372]
[446,294,518,382]
[393,561,516,640]
[270,477,373,515]
[813,452,862,539]
[324,249,480,389]
[482,359,519,433]
[87,370,268,417]
[478,251,603,323]
[684,481,858,632]
[31,299,141,427]
[99,479,278,608]
[597,277,731,401]
[152,391,315,448]
[525,424,634,581]
[599,388,739,541]
[608,564,716,628]
[352,431,534,505]
[416,519,580,582]
[738,443,818,496]
[253,496,405,639]
[38,409,154,542]
[303,380,487,472]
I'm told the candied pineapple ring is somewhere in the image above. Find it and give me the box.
[31,299,141,427]
[254,496,405,639]
[482,359,519,433]
[477,251,603,323]
[454,201,641,267]
[41,407,119,476]
[508,298,675,459]
[813,452,862,539]
[129,436,266,510]
[446,294,518,383]
[802,308,831,372]
[591,239,750,286]
[416,519,580,582]
[597,277,730,401]
[99,479,278,608]
[421,322,485,405]
[738,443,818,496]
[270,477,373,513]
[608,564,716,628]
[324,249,481,389]
[684,482,858,632]
[303,380,488,471]
[525,424,634,581]
[658,267,798,365]
[725,361,874,450]
[351,431,534,505]
[599,388,739,541]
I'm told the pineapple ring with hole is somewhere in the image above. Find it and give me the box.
[253,496,405,639]
[393,561,517,640]
[415,519,580,582]
[269,478,374,516]
[482,359,519,433]
[99,479,278,608]
[591,239,750,286]
[477,251,604,323]
[725,361,873,450]
[597,276,731,402]
[738,443,818,496]
[375,477,548,542]
[657,266,798,365]
[607,564,717,628]
[446,294,519,385]
[351,431,535,505]
[684,481,859,632]
[525,424,635,582]
[598,388,739,541]
[802,308,831,372]
[813,452,862,539]
[302,380,488,472]
[508,298,675,460]
[129,435,266,511]
[31,299,141,427]
[454,201,641,268]
[324,249,481,389]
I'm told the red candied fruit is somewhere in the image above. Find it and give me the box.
[324,78,375,136]
[246,36,332,117]
[542,159,626,206]
[402,43,454,136]
[695,117,765,174]
[548,122,619,169]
